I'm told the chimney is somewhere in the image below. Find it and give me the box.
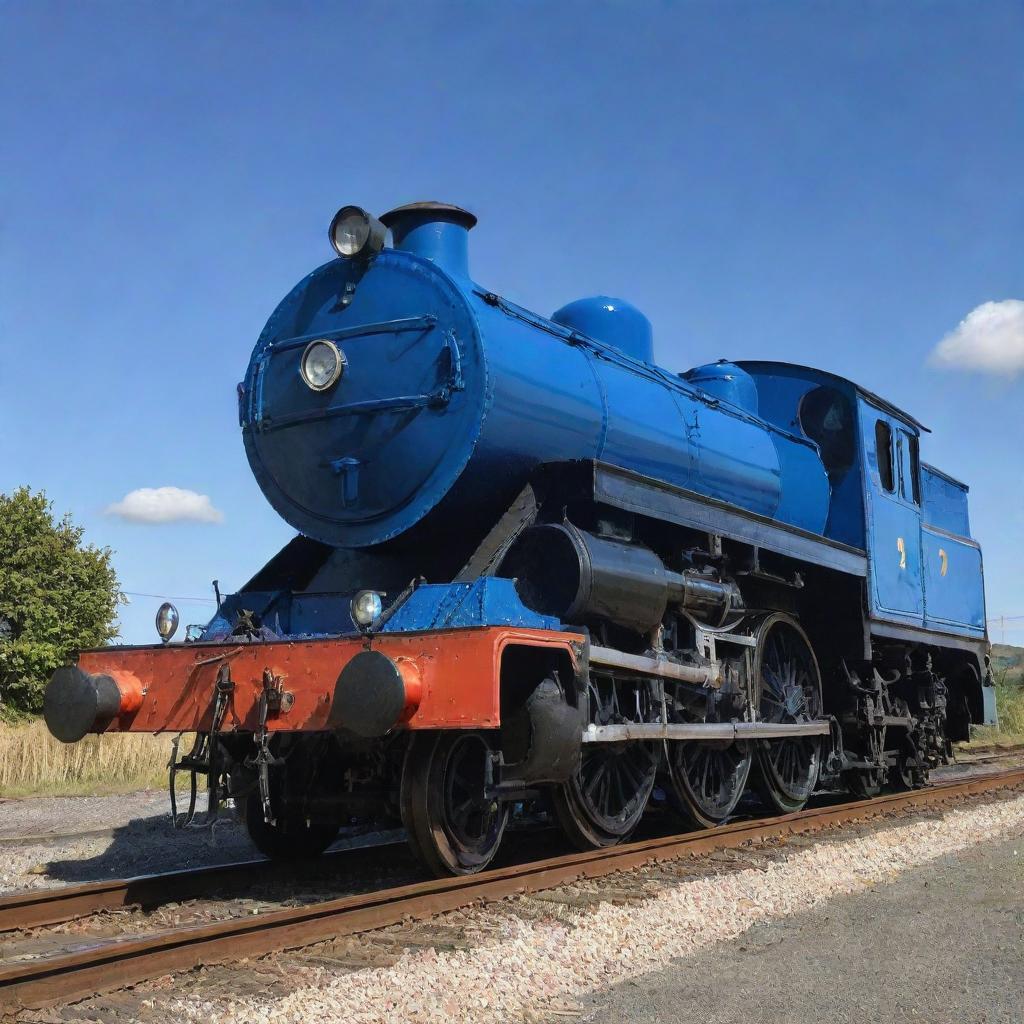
[380,202,477,280]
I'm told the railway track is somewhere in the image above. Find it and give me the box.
[0,828,408,934]
[0,844,382,934]
[951,743,1024,766]
[1,766,1021,1013]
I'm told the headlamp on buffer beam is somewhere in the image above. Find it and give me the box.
[155,602,179,643]
[350,590,384,631]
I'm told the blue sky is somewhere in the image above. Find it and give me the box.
[1,1,1022,644]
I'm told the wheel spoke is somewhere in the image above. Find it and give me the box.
[450,797,476,834]
[756,619,822,813]
[559,680,660,846]
[670,736,752,827]
[402,731,508,876]
[583,759,608,802]
[599,765,613,816]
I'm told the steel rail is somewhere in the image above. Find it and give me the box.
[0,835,402,933]
[0,856,274,934]
[0,825,118,849]
[1,767,1022,1011]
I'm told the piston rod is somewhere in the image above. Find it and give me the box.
[589,644,721,687]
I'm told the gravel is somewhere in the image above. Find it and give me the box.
[0,790,170,839]
[0,791,257,894]
[144,791,1024,1024]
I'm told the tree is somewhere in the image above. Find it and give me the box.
[0,488,123,716]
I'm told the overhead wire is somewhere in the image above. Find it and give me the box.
[122,590,218,604]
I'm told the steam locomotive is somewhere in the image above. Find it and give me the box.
[44,202,995,875]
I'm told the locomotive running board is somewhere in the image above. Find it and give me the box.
[534,460,869,578]
[582,720,831,743]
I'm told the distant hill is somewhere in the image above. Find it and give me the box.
[991,644,1024,685]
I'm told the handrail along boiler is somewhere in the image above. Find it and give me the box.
[43,202,996,875]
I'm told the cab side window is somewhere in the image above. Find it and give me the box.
[875,420,895,493]
[898,429,921,505]
[799,386,855,482]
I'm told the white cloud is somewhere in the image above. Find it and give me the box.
[105,487,224,525]
[929,299,1024,376]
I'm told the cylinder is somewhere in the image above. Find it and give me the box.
[499,523,740,634]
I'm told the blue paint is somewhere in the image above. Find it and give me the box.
[551,296,654,363]
[858,395,984,638]
[380,578,562,633]
[922,526,985,632]
[920,467,985,634]
[241,252,487,548]
[736,361,866,548]
[860,398,925,625]
[921,464,970,536]
[683,361,759,414]
[235,207,986,649]
[736,361,985,640]
[200,577,560,641]
[240,208,831,549]
[382,204,475,280]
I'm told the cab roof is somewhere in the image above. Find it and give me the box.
[735,360,930,434]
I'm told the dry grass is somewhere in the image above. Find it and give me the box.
[0,719,184,797]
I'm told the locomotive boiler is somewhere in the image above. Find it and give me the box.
[44,201,996,876]
[241,203,829,552]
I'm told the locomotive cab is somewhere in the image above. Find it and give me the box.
[739,360,992,748]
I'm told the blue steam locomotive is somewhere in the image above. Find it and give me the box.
[45,201,995,875]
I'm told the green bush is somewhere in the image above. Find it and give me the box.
[0,488,123,716]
